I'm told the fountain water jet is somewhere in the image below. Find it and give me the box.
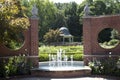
[49,49,69,67]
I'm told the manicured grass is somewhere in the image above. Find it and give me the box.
[39,45,83,54]
[39,45,83,61]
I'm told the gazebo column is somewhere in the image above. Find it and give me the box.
[71,37,73,42]
[72,37,74,42]
[69,37,73,43]
[63,37,65,44]
[69,37,71,43]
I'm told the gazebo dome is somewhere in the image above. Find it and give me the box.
[59,27,71,35]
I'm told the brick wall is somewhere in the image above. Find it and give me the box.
[0,18,39,67]
[83,15,120,65]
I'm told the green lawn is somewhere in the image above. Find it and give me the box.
[38,45,84,61]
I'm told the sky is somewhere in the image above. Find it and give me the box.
[49,0,84,4]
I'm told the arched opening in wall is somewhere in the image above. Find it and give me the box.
[5,32,25,50]
[98,28,120,49]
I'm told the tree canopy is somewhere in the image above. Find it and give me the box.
[1,0,120,43]
[0,0,30,44]
[26,0,119,42]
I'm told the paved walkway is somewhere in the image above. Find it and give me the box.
[9,76,120,80]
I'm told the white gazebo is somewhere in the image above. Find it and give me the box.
[59,27,74,43]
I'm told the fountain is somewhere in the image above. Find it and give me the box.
[31,49,91,78]
[49,49,70,68]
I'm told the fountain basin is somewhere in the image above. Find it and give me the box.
[31,61,91,78]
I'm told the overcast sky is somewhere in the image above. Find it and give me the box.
[49,0,84,4]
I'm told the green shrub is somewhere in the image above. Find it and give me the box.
[5,57,18,76]
[38,45,83,61]
[73,54,83,61]
[39,54,49,61]
[108,39,119,46]
[0,59,7,77]
[89,57,120,76]
[0,55,32,78]
[39,53,83,61]
[39,45,83,54]
[39,42,45,47]
[43,29,61,44]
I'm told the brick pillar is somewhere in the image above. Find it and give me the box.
[29,17,39,68]
[83,17,92,65]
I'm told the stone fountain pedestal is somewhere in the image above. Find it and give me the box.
[31,61,91,78]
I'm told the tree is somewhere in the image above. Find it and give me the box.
[65,2,82,41]
[28,0,58,41]
[90,0,106,15]
[0,0,30,44]
[43,29,60,44]
[21,0,32,17]
[52,10,67,29]
[20,0,120,43]
[111,29,120,40]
